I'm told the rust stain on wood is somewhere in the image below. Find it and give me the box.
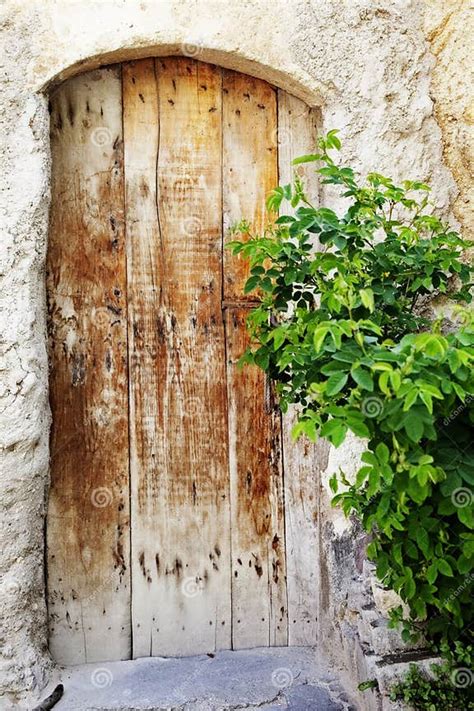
[47,66,131,664]
[45,57,310,664]
[222,70,278,301]
[124,57,232,657]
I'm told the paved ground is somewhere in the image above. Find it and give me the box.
[47,647,357,710]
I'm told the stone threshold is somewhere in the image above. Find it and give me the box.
[30,647,357,711]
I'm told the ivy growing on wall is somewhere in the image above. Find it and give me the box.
[228,131,474,707]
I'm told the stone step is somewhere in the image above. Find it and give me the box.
[40,647,357,711]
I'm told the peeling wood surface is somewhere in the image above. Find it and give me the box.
[47,67,131,664]
[277,92,321,645]
[47,58,318,664]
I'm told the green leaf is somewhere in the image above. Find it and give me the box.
[375,443,390,465]
[320,418,348,447]
[243,275,260,294]
[292,154,321,165]
[346,418,371,439]
[313,326,330,353]
[458,507,474,529]
[436,559,454,577]
[351,366,374,391]
[416,527,430,557]
[404,413,424,443]
[360,288,375,312]
[377,493,391,517]
[329,472,338,494]
[404,576,416,600]
[272,327,286,350]
[367,468,381,499]
[325,372,349,396]
[457,555,472,575]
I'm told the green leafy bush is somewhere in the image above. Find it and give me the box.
[228,131,474,688]
[389,662,474,710]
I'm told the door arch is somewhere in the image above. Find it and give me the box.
[46,57,320,664]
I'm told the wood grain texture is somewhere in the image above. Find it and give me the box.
[225,308,287,648]
[222,70,278,301]
[46,57,317,662]
[223,72,286,648]
[124,57,232,657]
[47,67,130,664]
[276,91,320,203]
[277,91,321,645]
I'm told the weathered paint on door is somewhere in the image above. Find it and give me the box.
[47,57,321,664]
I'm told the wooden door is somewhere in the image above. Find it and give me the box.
[47,57,320,664]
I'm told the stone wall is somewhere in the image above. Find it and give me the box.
[0,1,471,708]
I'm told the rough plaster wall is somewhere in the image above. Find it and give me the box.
[0,3,53,706]
[0,0,470,707]
[424,0,474,239]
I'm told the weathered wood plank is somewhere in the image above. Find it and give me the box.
[47,67,130,664]
[223,72,286,649]
[277,91,321,645]
[123,57,232,658]
[277,91,320,212]
[225,307,287,648]
[222,70,278,301]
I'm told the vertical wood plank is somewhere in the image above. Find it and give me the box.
[225,308,287,648]
[47,67,130,664]
[277,91,320,209]
[222,70,286,648]
[277,91,322,645]
[123,57,232,658]
[122,58,160,659]
[222,70,278,301]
